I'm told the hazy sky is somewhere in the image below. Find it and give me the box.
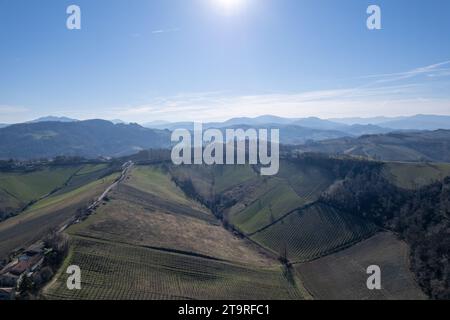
[1,0,450,123]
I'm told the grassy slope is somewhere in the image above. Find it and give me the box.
[129,165,199,207]
[295,232,427,300]
[45,165,309,300]
[227,160,335,235]
[169,164,258,202]
[382,162,450,189]
[229,179,304,234]
[212,165,257,193]
[0,166,82,212]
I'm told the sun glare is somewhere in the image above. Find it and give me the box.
[213,0,245,14]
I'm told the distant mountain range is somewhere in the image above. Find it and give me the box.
[3,114,450,131]
[2,114,450,161]
[144,116,392,137]
[329,114,450,130]
[0,120,170,160]
[144,114,450,132]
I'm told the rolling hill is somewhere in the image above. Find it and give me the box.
[0,120,171,160]
[43,164,309,300]
[296,130,450,162]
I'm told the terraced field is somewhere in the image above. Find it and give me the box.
[295,232,427,300]
[251,204,378,263]
[382,162,450,189]
[45,237,305,300]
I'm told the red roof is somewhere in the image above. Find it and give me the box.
[9,255,42,276]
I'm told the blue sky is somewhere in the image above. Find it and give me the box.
[0,0,450,123]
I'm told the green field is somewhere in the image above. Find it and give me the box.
[276,160,334,202]
[0,163,116,218]
[229,179,305,234]
[382,162,450,189]
[212,165,257,193]
[226,160,336,235]
[251,203,378,263]
[0,166,83,213]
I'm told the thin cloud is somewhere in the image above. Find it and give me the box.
[54,61,450,123]
[358,60,450,83]
[113,83,450,123]
[151,28,180,35]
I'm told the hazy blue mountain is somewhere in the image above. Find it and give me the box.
[328,115,450,130]
[291,117,348,130]
[29,116,78,123]
[378,115,450,130]
[217,115,298,127]
[205,124,351,145]
[328,116,402,125]
[0,120,170,160]
[142,115,390,137]
[0,124,9,129]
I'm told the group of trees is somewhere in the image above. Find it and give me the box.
[322,165,449,299]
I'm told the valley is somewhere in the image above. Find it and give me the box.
[1,151,449,300]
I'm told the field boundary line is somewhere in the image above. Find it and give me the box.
[247,201,319,237]
[290,229,381,265]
